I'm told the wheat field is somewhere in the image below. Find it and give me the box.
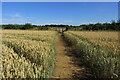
[64,31,120,78]
[1,30,120,78]
[1,30,57,78]
[69,31,120,53]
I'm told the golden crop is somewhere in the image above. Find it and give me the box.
[2,30,57,78]
[69,31,120,53]
[64,31,120,78]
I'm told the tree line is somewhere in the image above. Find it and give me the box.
[1,21,120,31]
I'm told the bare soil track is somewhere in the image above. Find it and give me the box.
[52,33,91,79]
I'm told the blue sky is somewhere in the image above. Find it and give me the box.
[1,0,120,2]
[2,2,118,26]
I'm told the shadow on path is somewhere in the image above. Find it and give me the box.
[52,33,93,79]
[63,36,93,79]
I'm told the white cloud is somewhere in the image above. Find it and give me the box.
[48,19,73,23]
[2,18,26,24]
[2,13,75,25]
[14,13,21,17]
[2,13,36,24]
[0,19,2,25]
[10,13,22,18]
[63,20,73,23]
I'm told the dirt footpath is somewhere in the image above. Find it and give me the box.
[52,34,87,79]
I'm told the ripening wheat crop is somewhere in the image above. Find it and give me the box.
[2,30,57,78]
[64,31,120,78]
[69,31,119,53]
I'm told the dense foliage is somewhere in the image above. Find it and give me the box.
[1,21,120,31]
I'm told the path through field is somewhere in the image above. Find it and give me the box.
[52,33,89,79]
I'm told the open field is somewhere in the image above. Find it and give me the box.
[1,30,57,78]
[64,31,120,78]
[1,30,120,79]
[69,31,120,53]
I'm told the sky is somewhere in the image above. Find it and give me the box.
[1,0,120,2]
[2,2,118,26]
